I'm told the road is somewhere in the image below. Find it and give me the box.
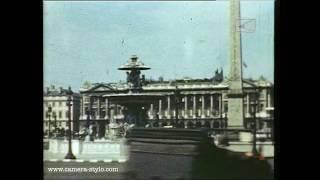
[44,156,274,180]
[44,161,126,180]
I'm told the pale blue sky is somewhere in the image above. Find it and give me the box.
[44,0,274,91]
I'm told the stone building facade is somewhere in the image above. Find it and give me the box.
[79,76,273,137]
[43,85,81,135]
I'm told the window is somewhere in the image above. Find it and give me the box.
[224,104,228,112]
[59,111,62,118]
[65,111,69,118]
[52,111,56,118]
[101,111,106,118]
[59,101,62,106]
[260,104,264,110]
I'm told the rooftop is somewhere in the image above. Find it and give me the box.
[79,77,272,93]
[44,85,80,97]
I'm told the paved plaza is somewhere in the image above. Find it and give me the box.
[44,161,126,180]
[44,141,274,180]
[44,151,128,162]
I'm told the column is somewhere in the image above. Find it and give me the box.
[193,95,196,118]
[246,94,250,117]
[115,105,118,116]
[210,95,214,117]
[159,99,163,119]
[82,96,86,120]
[119,106,124,119]
[184,95,188,118]
[222,96,224,114]
[97,97,101,119]
[150,103,154,119]
[201,95,205,118]
[167,96,171,119]
[227,0,245,128]
[219,94,222,116]
[268,89,271,108]
[89,96,93,119]
[104,98,109,119]
[264,89,267,111]
[110,108,115,123]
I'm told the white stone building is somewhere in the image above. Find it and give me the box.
[78,75,274,137]
[43,85,81,136]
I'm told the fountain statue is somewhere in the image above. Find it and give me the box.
[104,55,164,128]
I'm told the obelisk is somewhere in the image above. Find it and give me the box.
[227,0,244,129]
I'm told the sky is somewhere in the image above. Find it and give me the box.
[44,0,275,91]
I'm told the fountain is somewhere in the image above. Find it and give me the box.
[104,55,164,129]
[47,56,163,160]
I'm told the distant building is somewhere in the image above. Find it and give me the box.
[43,85,81,135]
[78,71,273,137]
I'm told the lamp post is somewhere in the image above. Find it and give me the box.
[86,109,91,129]
[251,88,259,156]
[46,112,49,138]
[53,112,57,129]
[47,106,52,138]
[53,112,57,138]
[174,85,180,127]
[64,86,76,159]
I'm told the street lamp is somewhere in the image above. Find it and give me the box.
[53,112,57,129]
[52,112,57,138]
[46,112,49,137]
[47,106,52,138]
[86,109,91,129]
[64,86,76,159]
[251,88,259,156]
[174,85,180,127]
